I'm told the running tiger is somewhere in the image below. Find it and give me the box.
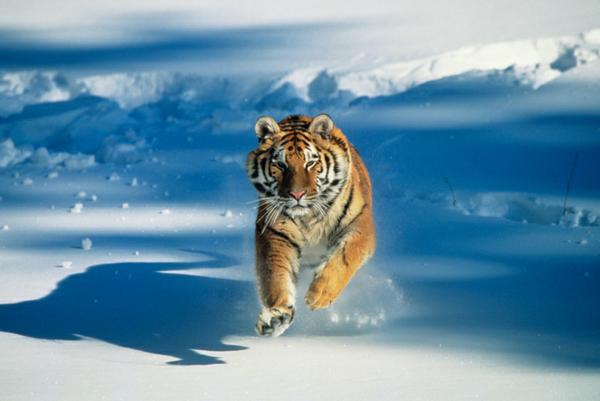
[246,114,376,336]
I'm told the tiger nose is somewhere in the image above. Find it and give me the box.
[289,190,306,200]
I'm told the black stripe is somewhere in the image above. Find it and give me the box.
[332,136,348,152]
[322,177,345,195]
[294,131,312,142]
[279,134,311,148]
[259,156,268,175]
[335,185,354,231]
[332,154,342,174]
[268,227,302,257]
[322,147,341,175]
[322,153,332,182]
[294,137,312,147]
[250,156,259,178]
[278,135,295,144]
[342,245,350,267]
[253,182,266,193]
[343,203,367,230]
[323,148,339,180]
[329,202,366,249]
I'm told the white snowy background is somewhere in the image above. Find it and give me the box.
[1,1,600,400]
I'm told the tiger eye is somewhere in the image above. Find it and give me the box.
[305,160,317,169]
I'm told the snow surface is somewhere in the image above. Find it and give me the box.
[1,22,600,401]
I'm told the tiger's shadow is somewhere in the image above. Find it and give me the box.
[0,250,256,365]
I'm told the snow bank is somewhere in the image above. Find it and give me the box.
[0,71,78,117]
[98,130,147,164]
[80,72,174,109]
[0,139,95,171]
[460,193,600,228]
[2,29,596,119]
[272,29,600,100]
[0,28,598,171]
[0,139,32,168]
[397,190,600,228]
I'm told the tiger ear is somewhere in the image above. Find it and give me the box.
[308,114,335,139]
[255,116,280,141]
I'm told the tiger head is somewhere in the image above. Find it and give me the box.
[247,114,350,219]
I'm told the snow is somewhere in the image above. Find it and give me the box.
[1,14,600,401]
[272,29,600,99]
[446,192,600,227]
[69,203,84,214]
[80,72,174,109]
[0,71,74,117]
[0,30,596,179]
[81,237,93,250]
[0,139,95,171]
[0,139,31,168]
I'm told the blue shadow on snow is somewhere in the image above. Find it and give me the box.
[0,249,255,365]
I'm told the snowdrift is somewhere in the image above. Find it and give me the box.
[0,28,599,177]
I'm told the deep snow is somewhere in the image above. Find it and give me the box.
[1,24,600,401]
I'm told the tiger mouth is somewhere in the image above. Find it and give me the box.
[285,204,311,217]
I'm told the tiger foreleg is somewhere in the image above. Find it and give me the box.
[255,227,301,336]
[305,222,375,310]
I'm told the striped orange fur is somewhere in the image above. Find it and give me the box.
[246,114,375,336]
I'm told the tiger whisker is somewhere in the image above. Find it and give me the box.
[245,196,281,205]
[260,200,282,230]
[256,202,278,226]
[261,202,284,234]
[314,202,327,220]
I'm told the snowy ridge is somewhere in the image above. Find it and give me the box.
[0,138,95,171]
[2,29,599,118]
[0,71,78,117]
[0,72,250,117]
[80,72,175,109]
[1,28,599,172]
[275,29,600,99]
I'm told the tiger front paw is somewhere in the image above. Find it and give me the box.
[305,274,342,310]
[255,306,295,337]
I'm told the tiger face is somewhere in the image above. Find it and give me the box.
[247,114,349,220]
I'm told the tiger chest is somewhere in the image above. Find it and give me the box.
[300,236,333,271]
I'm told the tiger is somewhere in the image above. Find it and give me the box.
[246,114,376,337]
